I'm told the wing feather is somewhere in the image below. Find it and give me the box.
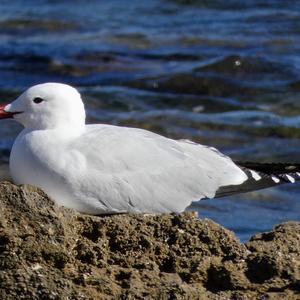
[67,124,247,213]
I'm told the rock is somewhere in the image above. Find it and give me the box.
[0,19,77,33]
[0,181,299,299]
[126,72,264,99]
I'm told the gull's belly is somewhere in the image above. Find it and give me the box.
[10,140,74,206]
[9,133,109,214]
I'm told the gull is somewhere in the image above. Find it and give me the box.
[0,83,299,214]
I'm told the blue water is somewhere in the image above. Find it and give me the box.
[1,0,300,242]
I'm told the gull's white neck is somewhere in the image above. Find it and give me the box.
[10,126,84,184]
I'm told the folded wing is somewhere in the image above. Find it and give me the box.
[68,125,247,213]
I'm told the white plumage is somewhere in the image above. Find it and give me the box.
[1,83,247,214]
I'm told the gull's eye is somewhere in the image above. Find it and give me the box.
[33,97,44,104]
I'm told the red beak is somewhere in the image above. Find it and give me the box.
[0,104,19,119]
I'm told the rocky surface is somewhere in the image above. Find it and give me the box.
[0,181,299,299]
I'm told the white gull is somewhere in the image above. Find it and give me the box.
[0,83,298,214]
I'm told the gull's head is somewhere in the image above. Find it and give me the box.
[0,83,86,130]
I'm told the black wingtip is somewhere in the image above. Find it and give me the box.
[214,161,300,198]
[236,161,300,175]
